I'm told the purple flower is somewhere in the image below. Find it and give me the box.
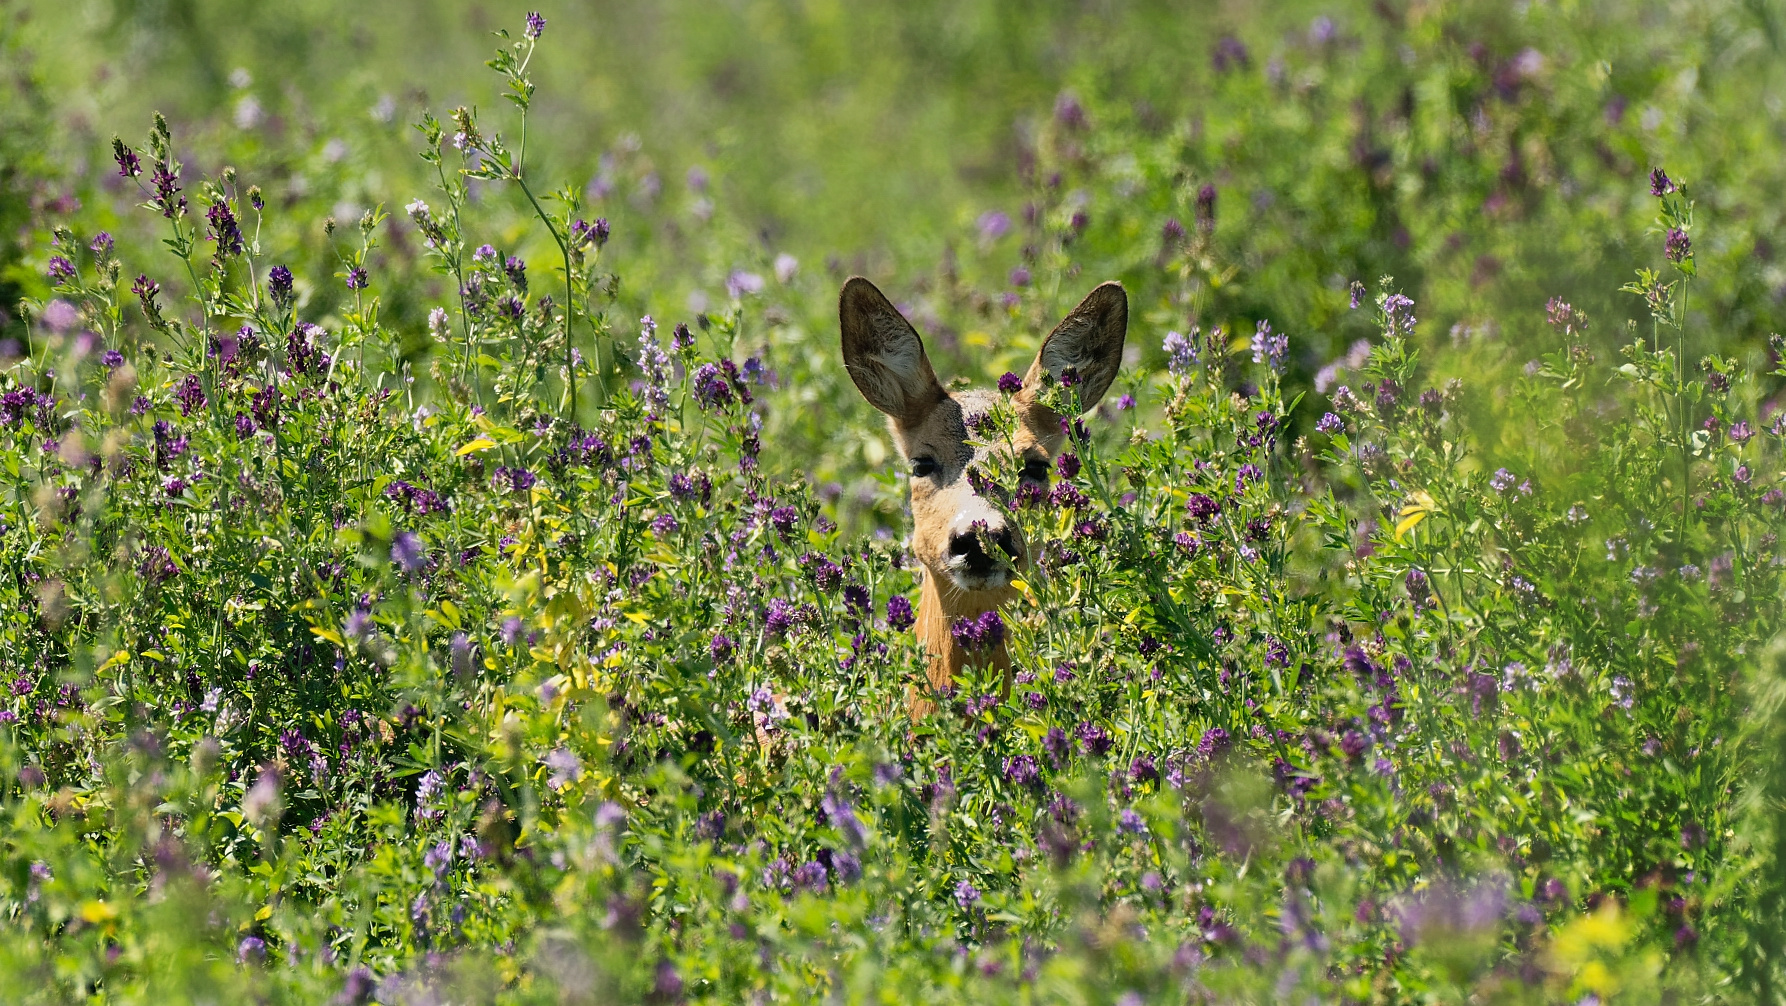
[1350,280,1367,309]
[234,412,255,440]
[207,201,244,257]
[174,374,207,416]
[886,595,914,631]
[1650,167,1675,196]
[268,266,294,308]
[237,936,266,964]
[1185,492,1222,523]
[1043,727,1071,767]
[1382,292,1417,338]
[1665,227,1692,264]
[1076,721,1113,757]
[997,371,1024,394]
[345,265,369,291]
[1009,266,1031,287]
[1490,468,1516,492]
[1055,452,1081,479]
[792,859,828,892]
[1197,727,1231,760]
[977,211,1011,242]
[1004,754,1042,788]
[89,232,113,258]
[1340,730,1369,760]
[391,532,426,573]
[955,879,980,909]
[1163,330,1197,374]
[692,362,734,410]
[1116,393,1135,410]
[950,610,1006,652]
[726,270,765,298]
[769,505,800,540]
[1250,320,1288,370]
[1118,808,1147,835]
[765,598,797,637]
[1731,421,1754,444]
[46,256,76,284]
[843,583,871,614]
[492,467,537,493]
[650,513,679,536]
[1316,412,1343,434]
[524,11,546,38]
[1195,183,1217,230]
[102,348,124,369]
[112,138,141,178]
[1234,463,1262,492]
[710,633,735,662]
[503,256,528,292]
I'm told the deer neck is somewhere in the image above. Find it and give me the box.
[914,570,1012,708]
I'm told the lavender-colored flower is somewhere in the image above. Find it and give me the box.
[1649,167,1675,196]
[1004,754,1042,788]
[1118,808,1148,835]
[1234,463,1262,492]
[793,859,829,892]
[389,531,425,573]
[102,348,124,369]
[709,633,735,663]
[45,256,76,285]
[1382,292,1417,338]
[344,265,369,290]
[765,597,797,638]
[1250,320,1288,370]
[650,513,679,537]
[997,371,1024,394]
[1056,452,1081,479]
[886,595,914,631]
[1076,721,1113,757]
[954,879,980,909]
[636,315,672,413]
[1490,468,1516,492]
[976,211,1011,242]
[1197,726,1231,760]
[1349,280,1366,309]
[503,256,528,292]
[544,747,582,788]
[1316,412,1344,434]
[1665,228,1691,264]
[726,270,765,299]
[237,936,266,964]
[524,10,546,38]
[501,617,524,646]
[1163,330,1197,375]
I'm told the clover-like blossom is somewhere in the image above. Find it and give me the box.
[1163,330,1197,375]
[1316,412,1344,434]
[1665,228,1691,264]
[1490,468,1516,492]
[524,10,546,37]
[997,371,1023,394]
[886,595,914,631]
[1649,167,1674,196]
[1250,320,1288,370]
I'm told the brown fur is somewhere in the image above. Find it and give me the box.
[839,277,1128,715]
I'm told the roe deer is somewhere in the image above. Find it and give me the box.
[839,276,1127,713]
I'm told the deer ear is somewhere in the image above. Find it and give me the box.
[840,277,946,423]
[1023,281,1127,410]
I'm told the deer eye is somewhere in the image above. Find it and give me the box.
[1020,458,1051,483]
[911,456,939,478]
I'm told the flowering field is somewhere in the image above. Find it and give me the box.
[3,1,1786,1002]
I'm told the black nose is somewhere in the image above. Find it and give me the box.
[949,526,1019,574]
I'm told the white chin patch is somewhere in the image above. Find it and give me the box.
[952,569,1009,591]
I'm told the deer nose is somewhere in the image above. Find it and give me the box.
[948,524,1020,574]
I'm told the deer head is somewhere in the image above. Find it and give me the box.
[839,276,1128,712]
